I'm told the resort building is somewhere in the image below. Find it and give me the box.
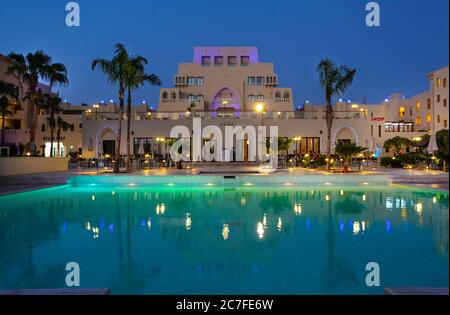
[1,48,448,161]
[158,47,293,114]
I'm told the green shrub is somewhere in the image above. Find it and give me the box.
[398,153,429,166]
[380,157,403,168]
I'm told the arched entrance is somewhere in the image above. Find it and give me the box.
[332,125,359,151]
[211,87,242,117]
[96,126,117,157]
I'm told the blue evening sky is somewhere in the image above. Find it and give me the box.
[0,0,448,108]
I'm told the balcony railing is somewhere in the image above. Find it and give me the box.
[84,110,370,121]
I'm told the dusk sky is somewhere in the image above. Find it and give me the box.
[0,0,448,108]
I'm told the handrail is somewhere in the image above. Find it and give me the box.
[84,110,372,121]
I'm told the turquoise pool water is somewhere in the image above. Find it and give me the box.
[0,180,448,294]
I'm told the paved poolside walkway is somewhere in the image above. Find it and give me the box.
[0,166,448,195]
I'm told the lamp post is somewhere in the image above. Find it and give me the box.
[351,104,358,118]
[255,103,265,125]
[93,104,99,120]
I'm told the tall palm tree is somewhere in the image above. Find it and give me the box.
[56,116,71,157]
[45,116,56,157]
[124,56,161,171]
[6,53,26,106]
[7,51,68,153]
[41,96,62,157]
[316,59,356,160]
[0,81,17,147]
[92,44,130,173]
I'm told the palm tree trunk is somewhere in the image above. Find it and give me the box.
[325,98,333,172]
[49,112,55,157]
[114,87,125,173]
[343,157,349,173]
[126,88,132,172]
[57,128,61,157]
[1,112,5,147]
[50,125,54,157]
[28,88,36,145]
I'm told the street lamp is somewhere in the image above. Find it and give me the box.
[93,104,100,119]
[255,103,265,125]
[351,104,358,118]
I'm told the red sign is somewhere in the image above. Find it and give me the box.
[371,117,385,122]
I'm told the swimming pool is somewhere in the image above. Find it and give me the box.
[0,176,448,294]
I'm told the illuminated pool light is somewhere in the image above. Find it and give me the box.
[222,224,229,240]
[257,222,265,240]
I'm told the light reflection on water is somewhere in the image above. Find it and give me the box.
[0,185,448,294]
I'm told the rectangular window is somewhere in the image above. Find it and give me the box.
[437,78,441,87]
[256,77,265,86]
[298,137,320,154]
[437,95,441,102]
[399,107,405,117]
[416,101,421,112]
[427,98,431,109]
[188,95,196,103]
[371,125,374,137]
[444,99,447,107]
[187,77,196,86]
[378,125,382,137]
[256,94,264,101]
[201,56,211,66]
[445,120,448,128]
[444,78,447,88]
[228,56,237,66]
[196,77,204,86]
[248,77,256,86]
[437,114,441,123]
[214,56,223,66]
[240,56,250,66]
[416,116,422,125]
[426,114,432,123]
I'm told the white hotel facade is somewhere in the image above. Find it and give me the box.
[1,47,449,161]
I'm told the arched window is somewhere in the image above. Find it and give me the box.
[70,124,75,132]
[275,91,281,99]
[162,91,168,99]
[41,124,45,132]
[170,92,177,99]
[283,91,290,99]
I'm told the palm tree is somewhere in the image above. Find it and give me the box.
[45,116,56,156]
[7,51,68,153]
[316,59,356,160]
[334,142,367,173]
[41,96,62,157]
[92,44,130,173]
[56,116,71,157]
[6,53,26,106]
[123,56,161,171]
[0,81,17,147]
[383,136,413,156]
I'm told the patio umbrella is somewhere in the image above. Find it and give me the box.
[369,138,375,152]
[427,133,438,154]
[138,140,145,155]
